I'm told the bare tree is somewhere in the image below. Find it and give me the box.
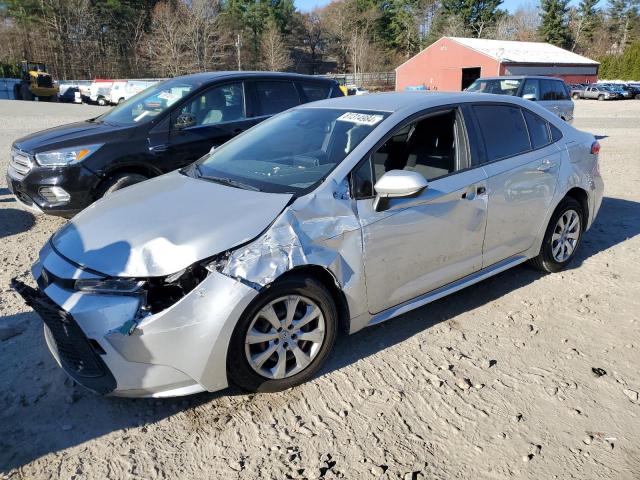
[261,20,292,71]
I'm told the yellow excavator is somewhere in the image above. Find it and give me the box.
[13,61,59,101]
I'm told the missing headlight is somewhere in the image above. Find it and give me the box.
[143,263,209,314]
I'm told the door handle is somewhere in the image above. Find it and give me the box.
[537,159,557,172]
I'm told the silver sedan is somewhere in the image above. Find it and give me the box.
[13,92,604,397]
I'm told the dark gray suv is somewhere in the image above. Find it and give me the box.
[466,76,574,122]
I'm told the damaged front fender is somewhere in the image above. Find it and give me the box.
[222,179,368,322]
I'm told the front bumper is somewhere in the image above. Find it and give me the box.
[14,243,259,397]
[6,162,100,217]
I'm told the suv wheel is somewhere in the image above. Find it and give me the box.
[227,275,337,393]
[572,93,580,99]
[598,94,605,101]
[530,197,584,273]
[98,173,148,197]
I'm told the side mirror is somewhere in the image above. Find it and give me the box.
[523,93,537,101]
[373,170,428,211]
[175,112,196,130]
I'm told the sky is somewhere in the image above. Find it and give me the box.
[294,0,583,14]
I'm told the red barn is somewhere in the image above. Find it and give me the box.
[396,37,599,92]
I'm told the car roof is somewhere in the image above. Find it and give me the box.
[171,71,338,84]
[300,91,536,114]
[475,75,565,81]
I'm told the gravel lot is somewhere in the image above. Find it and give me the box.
[1,99,639,479]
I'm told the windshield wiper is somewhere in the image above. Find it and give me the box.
[198,173,261,192]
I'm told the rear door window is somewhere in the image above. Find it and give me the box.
[298,82,331,102]
[254,81,300,116]
[540,80,556,100]
[473,105,531,162]
[553,81,570,100]
[523,109,550,149]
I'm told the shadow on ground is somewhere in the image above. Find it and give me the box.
[1,196,638,473]
[0,207,35,239]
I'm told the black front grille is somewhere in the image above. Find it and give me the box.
[36,75,53,88]
[11,279,116,394]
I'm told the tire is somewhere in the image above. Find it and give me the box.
[529,197,584,273]
[97,97,106,106]
[227,275,338,393]
[118,97,125,104]
[572,93,580,99]
[21,84,33,101]
[598,94,605,101]
[98,173,148,197]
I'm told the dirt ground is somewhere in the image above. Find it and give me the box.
[0,99,639,479]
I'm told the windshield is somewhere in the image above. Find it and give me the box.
[97,78,195,126]
[188,108,389,194]
[467,78,522,95]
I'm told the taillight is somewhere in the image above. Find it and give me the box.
[591,141,601,155]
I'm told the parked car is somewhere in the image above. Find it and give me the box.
[6,72,343,217]
[621,84,640,99]
[12,92,603,397]
[578,85,622,100]
[466,76,574,122]
[599,83,632,99]
[347,85,369,95]
[58,86,81,104]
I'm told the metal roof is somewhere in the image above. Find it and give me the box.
[448,37,599,65]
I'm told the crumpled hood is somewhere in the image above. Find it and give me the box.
[52,171,292,277]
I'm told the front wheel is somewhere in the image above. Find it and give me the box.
[529,197,584,273]
[227,275,337,393]
[598,94,605,101]
[572,93,580,99]
[98,172,148,197]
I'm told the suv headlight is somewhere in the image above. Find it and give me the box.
[75,278,145,294]
[35,144,103,166]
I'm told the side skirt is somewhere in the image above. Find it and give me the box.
[367,255,529,327]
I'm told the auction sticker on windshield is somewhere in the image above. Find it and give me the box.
[337,112,384,126]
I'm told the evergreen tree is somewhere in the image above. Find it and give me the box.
[539,0,572,48]
[440,0,505,38]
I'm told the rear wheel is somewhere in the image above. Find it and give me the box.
[98,173,148,197]
[572,93,580,99]
[529,197,584,273]
[227,275,337,393]
[97,97,107,106]
[21,84,33,101]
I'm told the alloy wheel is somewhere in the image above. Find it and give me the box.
[244,295,326,380]
[551,209,581,262]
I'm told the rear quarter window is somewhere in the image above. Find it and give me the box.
[473,104,531,162]
[550,123,563,142]
[523,109,551,149]
[298,82,331,102]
